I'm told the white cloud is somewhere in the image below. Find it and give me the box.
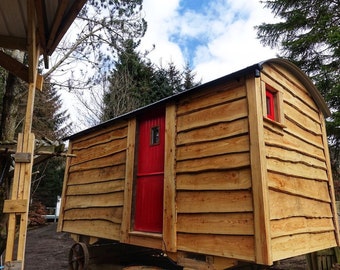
[60,0,280,131]
[140,0,185,67]
[140,0,279,82]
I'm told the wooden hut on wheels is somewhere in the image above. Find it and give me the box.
[58,58,339,270]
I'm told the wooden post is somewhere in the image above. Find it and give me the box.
[121,118,137,243]
[319,112,340,245]
[246,75,272,265]
[4,81,38,269]
[4,133,35,269]
[163,102,177,252]
[4,84,38,269]
[3,1,41,269]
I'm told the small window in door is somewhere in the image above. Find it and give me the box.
[150,126,160,145]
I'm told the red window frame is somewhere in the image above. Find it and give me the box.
[266,88,276,121]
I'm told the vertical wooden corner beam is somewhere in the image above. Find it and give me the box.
[4,133,24,264]
[16,133,35,263]
[25,0,40,135]
[246,75,272,265]
[57,142,73,232]
[4,133,35,267]
[5,1,40,268]
[27,0,37,84]
[319,112,340,245]
[121,118,137,243]
[163,102,177,252]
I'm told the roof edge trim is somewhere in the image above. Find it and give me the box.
[64,58,330,141]
[260,58,330,117]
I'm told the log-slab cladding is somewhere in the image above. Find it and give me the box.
[58,58,339,270]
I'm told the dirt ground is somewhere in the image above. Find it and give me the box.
[23,223,307,270]
[269,256,307,270]
[25,222,74,270]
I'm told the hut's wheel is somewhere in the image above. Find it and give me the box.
[68,242,90,270]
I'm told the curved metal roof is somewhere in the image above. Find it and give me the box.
[65,58,330,140]
[262,58,330,117]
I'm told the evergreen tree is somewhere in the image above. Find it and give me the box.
[32,79,71,140]
[102,41,200,120]
[147,66,174,103]
[102,39,154,120]
[32,157,65,208]
[30,81,71,208]
[256,0,340,180]
[182,61,200,90]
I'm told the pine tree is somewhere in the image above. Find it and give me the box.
[256,0,340,180]
[102,41,200,120]
[32,157,65,208]
[102,39,154,120]
[32,79,71,140]
[30,81,71,209]
[182,61,201,90]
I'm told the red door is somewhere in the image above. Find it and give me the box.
[134,108,165,233]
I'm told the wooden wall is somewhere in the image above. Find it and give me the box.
[58,121,129,241]
[260,63,338,261]
[58,61,338,268]
[175,79,256,262]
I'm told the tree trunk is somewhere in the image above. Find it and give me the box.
[0,50,25,256]
[0,72,22,141]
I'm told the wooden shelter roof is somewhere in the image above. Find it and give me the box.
[0,0,86,58]
[0,0,87,90]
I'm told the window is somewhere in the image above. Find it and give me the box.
[266,89,276,120]
[265,84,280,121]
[262,83,285,130]
[150,126,160,145]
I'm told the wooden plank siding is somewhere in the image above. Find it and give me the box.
[60,121,129,241]
[261,63,338,261]
[175,81,256,262]
[57,59,339,269]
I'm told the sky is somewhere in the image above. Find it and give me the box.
[59,0,280,131]
[139,0,278,83]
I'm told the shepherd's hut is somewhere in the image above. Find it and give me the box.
[58,58,339,270]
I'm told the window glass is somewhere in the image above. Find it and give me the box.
[266,90,275,120]
[150,126,160,145]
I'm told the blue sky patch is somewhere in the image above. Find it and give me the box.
[178,0,208,14]
[170,33,206,63]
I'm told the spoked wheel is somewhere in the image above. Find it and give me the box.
[68,242,90,270]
